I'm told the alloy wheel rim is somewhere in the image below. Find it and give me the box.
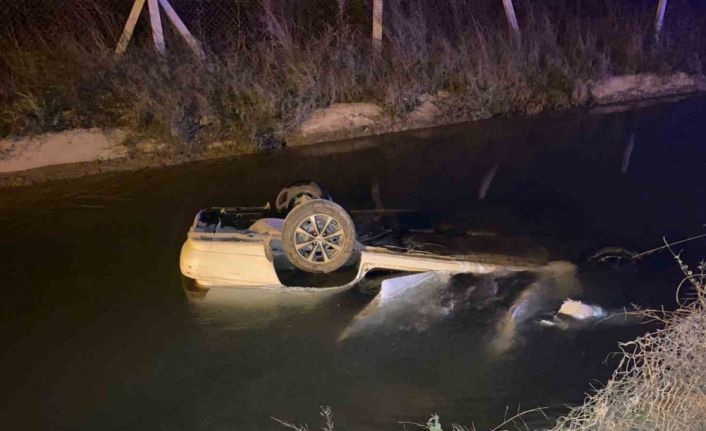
[293,214,345,263]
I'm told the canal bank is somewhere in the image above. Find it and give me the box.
[1,73,704,188]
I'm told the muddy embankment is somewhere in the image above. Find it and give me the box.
[1,72,704,188]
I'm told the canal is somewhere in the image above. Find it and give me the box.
[0,97,705,430]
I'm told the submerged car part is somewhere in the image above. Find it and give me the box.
[557,299,607,320]
[583,246,637,268]
[275,180,332,213]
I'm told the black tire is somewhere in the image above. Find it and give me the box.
[281,199,356,273]
[275,181,332,213]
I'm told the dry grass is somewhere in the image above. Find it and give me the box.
[1,0,705,149]
[272,405,335,431]
[551,247,706,431]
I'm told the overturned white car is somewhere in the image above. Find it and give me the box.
[179,182,535,291]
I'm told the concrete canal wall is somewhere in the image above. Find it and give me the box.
[1,72,704,187]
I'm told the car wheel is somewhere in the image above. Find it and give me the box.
[275,181,332,213]
[281,199,356,273]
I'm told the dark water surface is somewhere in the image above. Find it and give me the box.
[1,98,705,431]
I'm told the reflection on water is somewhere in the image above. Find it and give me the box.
[492,262,582,355]
[337,261,616,357]
[0,97,705,430]
[186,282,363,332]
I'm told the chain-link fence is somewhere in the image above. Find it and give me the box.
[2,0,705,64]
[0,0,380,52]
[3,0,697,54]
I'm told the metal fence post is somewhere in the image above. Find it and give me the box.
[372,0,383,53]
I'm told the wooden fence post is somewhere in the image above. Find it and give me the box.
[655,0,668,36]
[158,0,206,59]
[115,0,146,55]
[147,0,166,55]
[501,0,521,43]
[372,0,383,53]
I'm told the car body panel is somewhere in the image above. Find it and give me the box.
[179,204,538,290]
[180,235,282,287]
[180,234,521,289]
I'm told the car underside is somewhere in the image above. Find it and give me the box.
[179,182,551,291]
